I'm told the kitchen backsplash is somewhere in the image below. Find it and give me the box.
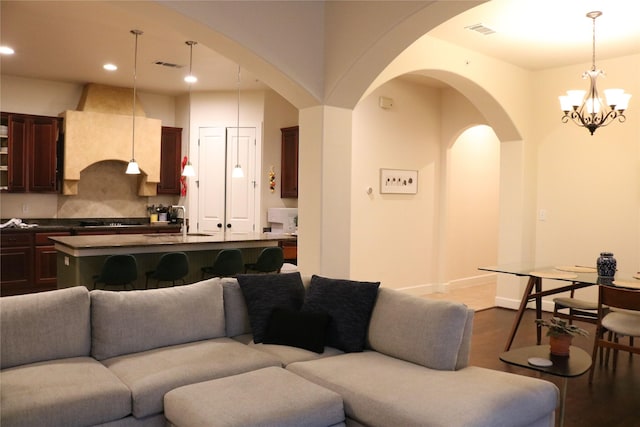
[1,160,176,219]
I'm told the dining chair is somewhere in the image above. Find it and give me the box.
[588,285,640,383]
[145,252,189,289]
[553,284,599,325]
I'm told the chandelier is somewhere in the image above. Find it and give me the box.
[558,11,631,135]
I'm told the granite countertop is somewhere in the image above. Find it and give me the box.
[50,232,295,257]
[0,218,180,233]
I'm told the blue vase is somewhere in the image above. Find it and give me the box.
[597,252,616,277]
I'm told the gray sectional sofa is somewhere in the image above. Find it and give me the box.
[0,274,559,427]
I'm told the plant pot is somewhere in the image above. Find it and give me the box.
[549,334,572,356]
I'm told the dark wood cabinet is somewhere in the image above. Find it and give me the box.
[4,113,60,193]
[34,232,70,292]
[281,126,299,198]
[0,232,34,296]
[157,126,182,195]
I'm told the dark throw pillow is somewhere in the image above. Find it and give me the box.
[263,307,330,353]
[302,275,380,353]
[237,272,305,343]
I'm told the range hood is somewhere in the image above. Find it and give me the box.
[61,83,161,196]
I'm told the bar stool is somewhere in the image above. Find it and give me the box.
[201,249,244,279]
[244,247,284,274]
[93,254,138,290]
[145,252,189,289]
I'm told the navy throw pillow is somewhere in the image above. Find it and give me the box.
[237,272,305,343]
[263,307,330,353]
[302,275,380,353]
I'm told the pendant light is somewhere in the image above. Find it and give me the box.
[232,65,244,178]
[126,29,143,175]
[181,40,197,177]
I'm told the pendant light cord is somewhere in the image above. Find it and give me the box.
[131,30,142,160]
[236,65,241,167]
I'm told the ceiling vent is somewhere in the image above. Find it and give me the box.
[153,61,184,69]
[464,23,496,36]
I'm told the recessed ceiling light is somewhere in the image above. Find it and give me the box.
[0,46,15,55]
[103,63,118,71]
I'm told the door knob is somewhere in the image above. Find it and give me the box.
[217,223,222,228]
[226,224,232,228]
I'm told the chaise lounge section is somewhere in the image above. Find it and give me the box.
[0,274,559,427]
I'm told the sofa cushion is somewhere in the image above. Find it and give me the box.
[102,337,281,418]
[263,307,330,353]
[367,288,471,370]
[288,352,558,427]
[165,367,345,427]
[237,272,305,343]
[302,275,380,353]
[0,286,91,369]
[91,279,225,360]
[222,278,251,337]
[0,357,131,427]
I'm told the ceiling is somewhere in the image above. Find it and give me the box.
[1,0,639,97]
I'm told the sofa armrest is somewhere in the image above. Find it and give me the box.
[367,288,471,370]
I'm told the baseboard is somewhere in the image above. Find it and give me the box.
[398,273,496,297]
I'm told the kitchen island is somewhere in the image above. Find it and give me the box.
[51,232,296,290]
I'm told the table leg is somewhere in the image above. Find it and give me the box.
[504,276,538,351]
[535,277,543,345]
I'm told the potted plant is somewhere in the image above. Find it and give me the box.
[534,317,589,356]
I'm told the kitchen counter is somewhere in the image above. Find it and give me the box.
[51,232,296,290]
[50,232,295,257]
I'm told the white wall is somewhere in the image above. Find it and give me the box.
[443,125,500,283]
[350,76,500,292]
[351,78,441,288]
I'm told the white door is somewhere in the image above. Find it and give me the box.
[226,127,256,235]
[198,127,226,234]
[197,126,256,235]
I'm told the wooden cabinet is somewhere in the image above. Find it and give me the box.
[0,113,8,190]
[157,126,182,195]
[3,113,61,193]
[281,126,299,198]
[280,239,297,263]
[0,232,34,296]
[34,232,70,292]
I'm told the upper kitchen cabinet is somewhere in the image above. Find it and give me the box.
[0,113,8,190]
[2,112,61,193]
[157,126,182,195]
[280,126,299,198]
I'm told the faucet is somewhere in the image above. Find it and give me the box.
[171,205,187,238]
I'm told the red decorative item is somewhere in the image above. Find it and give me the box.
[180,156,188,196]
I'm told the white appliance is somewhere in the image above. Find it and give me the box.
[267,208,297,234]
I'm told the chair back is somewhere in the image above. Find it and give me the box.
[98,255,138,285]
[253,247,284,273]
[212,249,244,277]
[599,284,640,312]
[154,252,189,281]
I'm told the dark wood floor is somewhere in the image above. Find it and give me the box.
[471,308,639,427]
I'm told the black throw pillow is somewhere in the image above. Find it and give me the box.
[263,307,330,353]
[301,275,380,353]
[237,272,305,343]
